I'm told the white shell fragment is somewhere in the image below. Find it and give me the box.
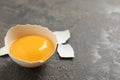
[57,44,75,58]
[54,30,70,44]
[0,46,8,56]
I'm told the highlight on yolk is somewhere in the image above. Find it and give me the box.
[10,34,55,62]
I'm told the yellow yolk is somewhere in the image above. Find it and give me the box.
[10,34,54,62]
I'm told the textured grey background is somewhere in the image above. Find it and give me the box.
[1,0,120,80]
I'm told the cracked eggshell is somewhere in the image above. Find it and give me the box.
[4,24,57,68]
[54,30,70,44]
[0,46,8,56]
[57,44,75,58]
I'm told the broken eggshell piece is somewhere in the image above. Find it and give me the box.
[0,46,8,56]
[4,24,57,68]
[57,44,75,58]
[54,30,70,44]
[54,30,75,58]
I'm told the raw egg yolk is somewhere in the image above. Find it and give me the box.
[10,34,54,62]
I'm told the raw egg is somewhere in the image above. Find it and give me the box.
[5,24,57,68]
[10,34,55,62]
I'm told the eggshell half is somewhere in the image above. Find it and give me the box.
[5,24,57,68]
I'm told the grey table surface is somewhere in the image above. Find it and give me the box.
[0,0,120,80]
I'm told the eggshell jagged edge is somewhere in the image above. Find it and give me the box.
[4,24,57,68]
[0,46,8,56]
[53,30,70,44]
[54,30,75,58]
